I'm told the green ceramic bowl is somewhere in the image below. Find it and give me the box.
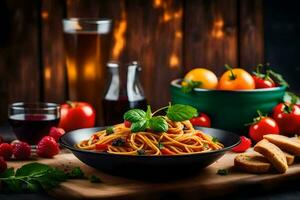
[170,79,286,135]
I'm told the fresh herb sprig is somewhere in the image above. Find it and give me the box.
[181,79,201,93]
[0,162,101,193]
[123,104,198,133]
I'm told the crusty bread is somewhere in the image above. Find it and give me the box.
[263,134,300,156]
[284,151,295,166]
[254,139,288,173]
[234,153,271,174]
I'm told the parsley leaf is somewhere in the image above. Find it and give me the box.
[181,79,201,93]
[217,169,229,176]
[212,137,218,143]
[89,175,101,183]
[106,127,114,135]
[158,142,164,149]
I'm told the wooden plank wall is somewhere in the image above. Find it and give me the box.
[0,0,264,125]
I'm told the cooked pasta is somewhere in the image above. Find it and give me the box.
[76,118,223,156]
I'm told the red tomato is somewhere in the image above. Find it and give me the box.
[252,75,275,89]
[232,136,252,153]
[272,103,300,136]
[95,143,108,151]
[124,120,132,128]
[59,101,95,132]
[190,113,211,127]
[161,148,175,155]
[249,116,279,143]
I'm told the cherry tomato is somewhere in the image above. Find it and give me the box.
[272,103,300,136]
[190,113,211,127]
[95,143,108,151]
[252,75,275,89]
[59,101,95,132]
[232,136,252,153]
[182,68,218,89]
[124,120,132,128]
[218,65,255,90]
[161,148,175,155]
[249,116,279,143]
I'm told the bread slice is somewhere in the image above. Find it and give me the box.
[263,134,300,156]
[234,153,271,174]
[284,151,295,165]
[254,139,288,173]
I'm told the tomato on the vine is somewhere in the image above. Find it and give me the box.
[248,111,279,143]
[252,64,276,89]
[272,102,300,136]
[190,113,211,127]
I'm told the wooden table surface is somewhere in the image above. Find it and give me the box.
[5,149,300,200]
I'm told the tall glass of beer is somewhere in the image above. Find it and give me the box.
[62,18,112,125]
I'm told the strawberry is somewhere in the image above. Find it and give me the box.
[13,142,31,160]
[37,136,60,158]
[0,143,13,160]
[0,156,7,173]
[49,127,65,142]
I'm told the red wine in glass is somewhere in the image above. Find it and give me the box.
[8,102,60,145]
[9,114,60,145]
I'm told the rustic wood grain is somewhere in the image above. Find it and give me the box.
[238,0,264,70]
[125,0,183,109]
[41,0,67,103]
[184,0,238,76]
[0,0,40,123]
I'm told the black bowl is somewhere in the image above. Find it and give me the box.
[59,127,240,180]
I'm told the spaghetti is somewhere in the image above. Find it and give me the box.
[76,119,223,155]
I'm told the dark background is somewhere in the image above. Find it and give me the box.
[0,0,299,125]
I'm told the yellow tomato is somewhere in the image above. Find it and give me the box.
[182,68,218,89]
[218,68,255,90]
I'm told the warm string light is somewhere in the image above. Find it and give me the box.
[211,18,224,39]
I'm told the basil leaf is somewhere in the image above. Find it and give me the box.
[131,119,148,132]
[15,163,51,177]
[0,168,15,178]
[149,116,168,132]
[166,104,198,121]
[123,109,146,122]
[146,105,152,120]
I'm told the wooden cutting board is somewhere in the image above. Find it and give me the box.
[7,150,300,199]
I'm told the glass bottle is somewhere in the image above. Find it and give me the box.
[102,61,147,125]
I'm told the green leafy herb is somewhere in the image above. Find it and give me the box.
[284,92,300,105]
[267,69,289,87]
[131,120,148,132]
[212,137,218,143]
[158,142,164,149]
[181,79,201,93]
[137,149,146,155]
[123,104,198,132]
[149,116,168,132]
[89,175,101,183]
[123,109,146,122]
[217,168,229,176]
[106,127,114,135]
[166,104,198,122]
[67,167,85,179]
[0,163,100,193]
